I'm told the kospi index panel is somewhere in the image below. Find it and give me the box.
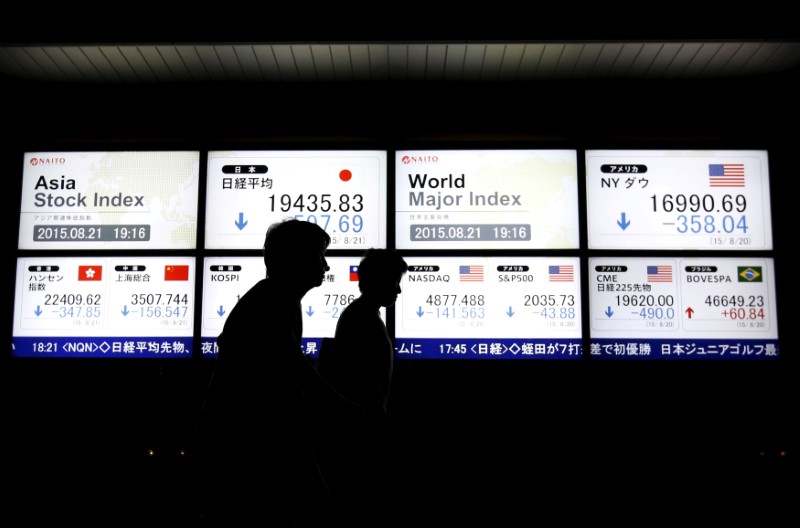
[395,257,582,359]
[586,150,772,250]
[12,257,195,358]
[589,257,779,360]
[18,151,200,250]
[200,256,381,357]
[205,151,387,250]
[395,150,579,250]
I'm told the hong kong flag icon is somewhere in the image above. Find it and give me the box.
[164,265,189,281]
[78,265,103,281]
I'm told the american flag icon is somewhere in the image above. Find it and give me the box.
[708,163,745,187]
[647,265,672,282]
[459,265,484,282]
[548,265,574,282]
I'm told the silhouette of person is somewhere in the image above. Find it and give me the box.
[194,218,354,526]
[314,248,408,526]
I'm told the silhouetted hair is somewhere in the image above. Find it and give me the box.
[262,218,331,275]
[357,248,408,292]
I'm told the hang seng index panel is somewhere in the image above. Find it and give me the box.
[12,256,196,358]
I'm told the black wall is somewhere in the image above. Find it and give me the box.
[2,72,796,524]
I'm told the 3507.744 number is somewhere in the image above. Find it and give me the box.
[130,293,189,305]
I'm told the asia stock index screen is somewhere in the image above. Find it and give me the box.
[17,151,200,250]
[12,151,200,358]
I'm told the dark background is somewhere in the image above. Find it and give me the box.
[1,22,797,524]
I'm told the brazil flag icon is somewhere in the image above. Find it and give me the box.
[738,266,762,282]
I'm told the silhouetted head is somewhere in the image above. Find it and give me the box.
[356,248,408,307]
[263,218,331,292]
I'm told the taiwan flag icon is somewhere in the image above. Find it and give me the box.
[164,265,189,281]
[78,265,103,281]
[350,265,359,281]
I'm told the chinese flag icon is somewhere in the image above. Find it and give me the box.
[164,265,189,281]
[78,265,103,281]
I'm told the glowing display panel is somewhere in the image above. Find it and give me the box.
[200,256,382,357]
[395,150,579,250]
[589,257,779,359]
[586,150,772,250]
[395,256,582,359]
[205,151,386,250]
[18,151,200,250]
[12,256,195,358]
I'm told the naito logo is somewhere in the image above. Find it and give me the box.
[401,155,439,164]
[30,157,66,166]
